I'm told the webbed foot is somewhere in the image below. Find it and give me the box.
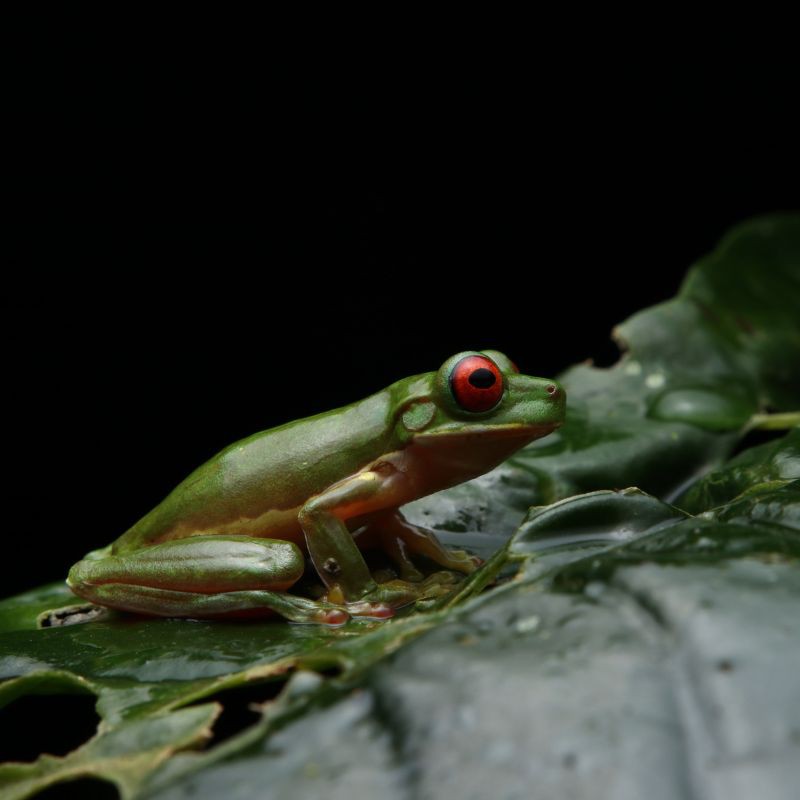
[325,570,462,620]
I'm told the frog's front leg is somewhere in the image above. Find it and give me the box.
[67,536,349,625]
[298,463,459,617]
[363,510,482,581]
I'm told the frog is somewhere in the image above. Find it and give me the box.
[67,351,565,625]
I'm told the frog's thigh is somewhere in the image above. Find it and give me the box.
[68,535,304,595]
[64,535,349,622]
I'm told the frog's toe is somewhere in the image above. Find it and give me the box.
[386,575,457,603]
[418,570,457,587]
[443,549,483,574]
[346,599,395,620]
[467,554,483,571]
[318,607,351,626]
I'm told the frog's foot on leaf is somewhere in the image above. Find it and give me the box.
[367,510,483,580]
[329,570,462,620]
[69,580,354,626]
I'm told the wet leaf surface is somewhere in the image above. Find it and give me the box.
[1,215,798,799]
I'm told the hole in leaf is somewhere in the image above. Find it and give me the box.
[31,777,119,800]
[187,678,289,748]
[0,694,100,763]
[314,664,343,679]
[38,603,111,628]
[730,424,786,458]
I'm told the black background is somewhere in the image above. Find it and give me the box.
[7,44,797,597]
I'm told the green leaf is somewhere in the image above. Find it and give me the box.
[677,427,800,514]
[1,214,798,799]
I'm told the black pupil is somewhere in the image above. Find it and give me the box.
[468,367,496,389]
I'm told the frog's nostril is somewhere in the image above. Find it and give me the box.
[545,384,557,395]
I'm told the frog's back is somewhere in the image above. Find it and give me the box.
[113,392,397,552]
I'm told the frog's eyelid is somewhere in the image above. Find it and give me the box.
[478,350,518,374]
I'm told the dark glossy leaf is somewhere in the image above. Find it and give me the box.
[677,427,800,514]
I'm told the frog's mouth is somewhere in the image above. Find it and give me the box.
[412,421,562,443]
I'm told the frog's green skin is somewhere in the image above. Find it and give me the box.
[68,351,565,624]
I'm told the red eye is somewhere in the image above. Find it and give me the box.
[450,355,504,412]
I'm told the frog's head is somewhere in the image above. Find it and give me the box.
[393,350,565,483]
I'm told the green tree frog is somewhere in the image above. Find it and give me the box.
[68,351,565,625]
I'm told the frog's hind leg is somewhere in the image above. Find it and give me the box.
[67,535,348,624]
[365,511,482,580]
